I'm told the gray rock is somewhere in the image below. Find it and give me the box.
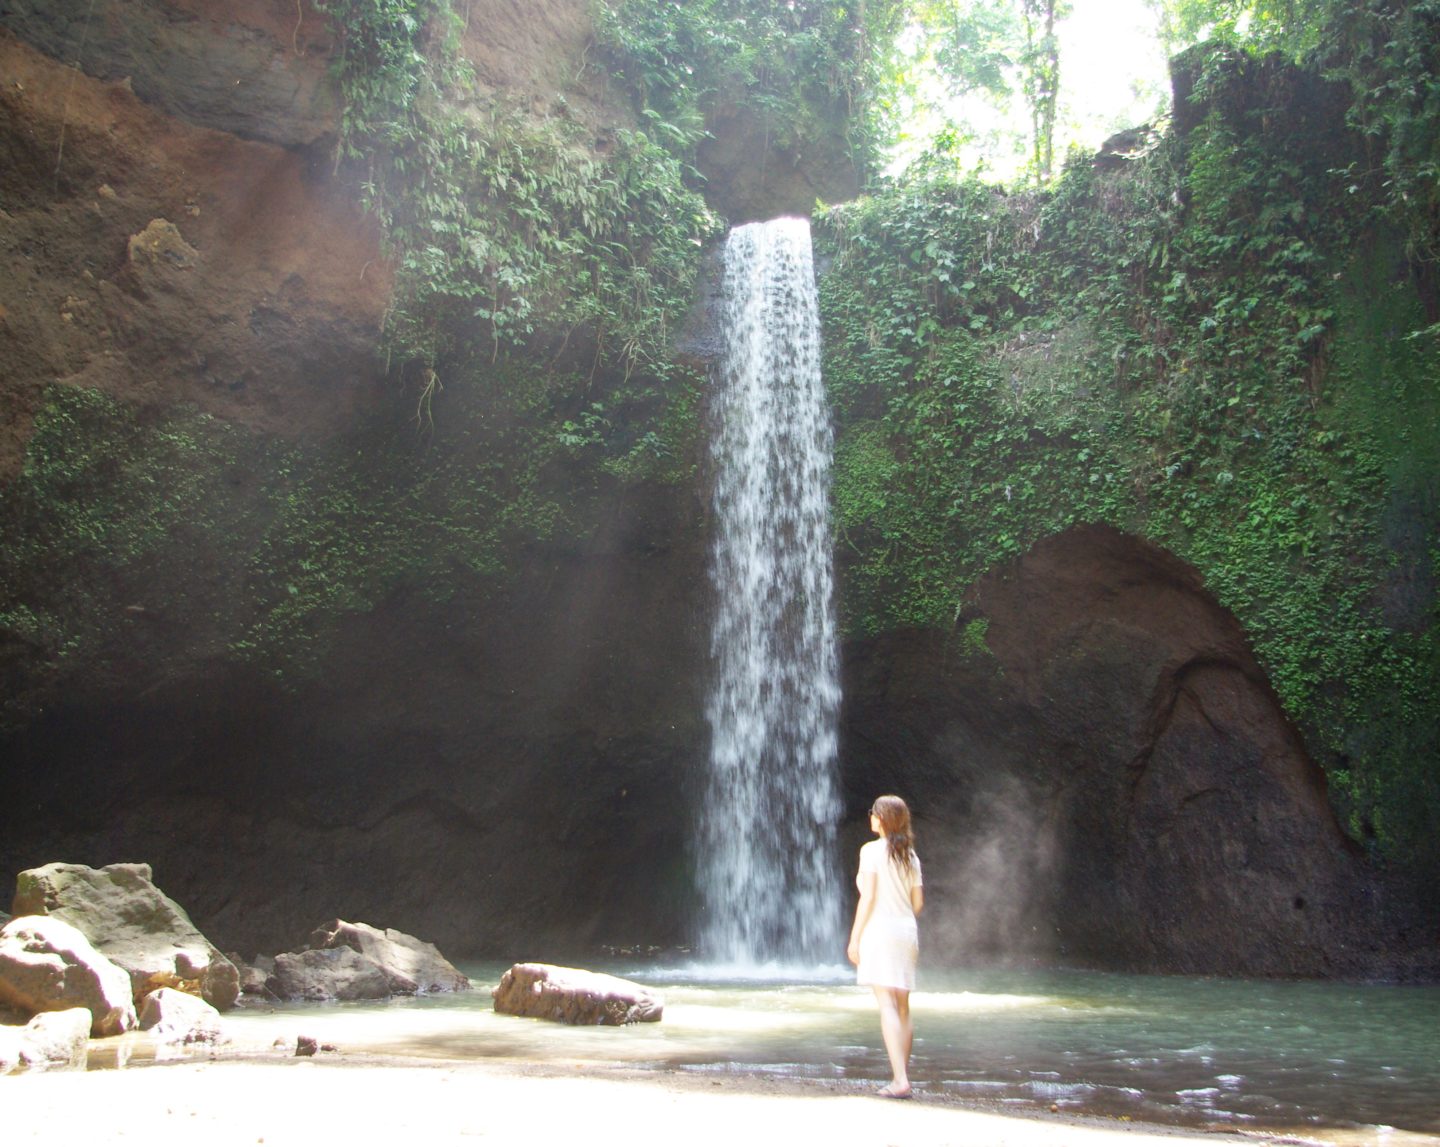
[0,1007,92,1073]
[491,963,663,1026]
[0,916,137,1036]
[266,948,390,1002]
[12,862,240,1011]
[138,987,225,1045]
[307,920,470,995]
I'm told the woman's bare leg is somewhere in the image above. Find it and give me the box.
[871,986,913,1095]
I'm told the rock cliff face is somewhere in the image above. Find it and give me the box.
[0,2,1419,975]
[0,26,391,479]
[0,474,708,958]
[841,525,1397,978]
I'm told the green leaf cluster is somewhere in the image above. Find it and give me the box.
[1152,1,1439,294]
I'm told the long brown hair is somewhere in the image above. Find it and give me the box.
[871,794,916,876]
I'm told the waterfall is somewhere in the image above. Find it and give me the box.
[698,216,842,969]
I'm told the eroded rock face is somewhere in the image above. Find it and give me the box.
[840,524,1384,977]
[0,916,137,1036]
[697,103,862,223]
[0,472,707,962]
[492,962,663,1025]
[13,862,240,1010]
[0,31,391,482]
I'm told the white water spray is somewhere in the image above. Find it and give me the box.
[698,217,842,969]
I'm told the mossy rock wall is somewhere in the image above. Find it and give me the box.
[817,46,1439,933]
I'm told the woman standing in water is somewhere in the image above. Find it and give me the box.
[847,794,924,1099]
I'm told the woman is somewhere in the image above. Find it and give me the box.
[847,794,924,1099]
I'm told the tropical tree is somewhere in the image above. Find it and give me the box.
[1018,0,1069,181]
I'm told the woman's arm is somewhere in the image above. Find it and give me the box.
[910,883,924,916]
[847,871,877,966]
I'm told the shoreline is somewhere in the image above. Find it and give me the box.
[7,1047,1437,1147]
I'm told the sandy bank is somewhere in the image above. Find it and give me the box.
[7,1054,1419,1147]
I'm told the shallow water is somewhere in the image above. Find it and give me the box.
[206,964,1438,1137]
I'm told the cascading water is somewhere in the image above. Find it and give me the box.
[698,216,842,970]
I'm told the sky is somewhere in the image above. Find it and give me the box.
[888,0,1174,182]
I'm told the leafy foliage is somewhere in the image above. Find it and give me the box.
[316,0,719,376]
[1018,0,1069,182]
[591,0,908,180]
[1150,0,1440,297]
[817,44,1438,874]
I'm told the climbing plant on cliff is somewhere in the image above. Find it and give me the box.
[591,0,908,178]
[315,0,718,379]
[1147,0,1439,313]
[816,43,1438,879]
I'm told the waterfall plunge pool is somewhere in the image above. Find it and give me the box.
[175,964,1440,1140]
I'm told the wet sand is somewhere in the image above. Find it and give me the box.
[6,1051,1421,1147]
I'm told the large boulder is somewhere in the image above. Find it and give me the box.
[307,920,470,995]
[0,916,137,1036]
[491,963,663,1026]
[137,987,225,1046]
[12,862,240,1011]
[0,1007,92,1073]
[266,947,391,1002]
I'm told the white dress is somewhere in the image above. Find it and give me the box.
[855,838,922,991]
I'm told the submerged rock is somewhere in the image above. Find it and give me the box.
[0,916,136,1036]
[491,963,663,1026]
[307,919,470,995]
[12,862,240,1011]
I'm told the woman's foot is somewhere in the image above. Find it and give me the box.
[876,1083,913,1099]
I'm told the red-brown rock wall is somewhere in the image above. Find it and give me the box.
[0,30,390,479]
